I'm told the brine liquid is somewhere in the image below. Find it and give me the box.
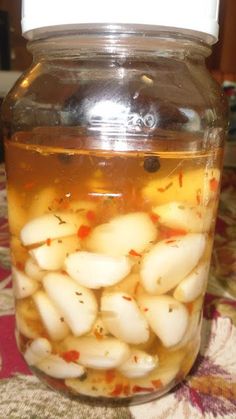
[4,134,223,403]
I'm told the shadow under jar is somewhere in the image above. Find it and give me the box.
[2,0,228,405]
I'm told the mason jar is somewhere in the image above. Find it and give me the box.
[2,0,227,405]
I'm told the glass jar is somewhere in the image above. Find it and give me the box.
[2,1,228,405]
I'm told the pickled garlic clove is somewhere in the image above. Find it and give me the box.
[43,273,98,336]
[25,257,47,281]
[7,188,27,235]
[85,212,157,257]
[30,236,80,271]
[101,292,150,344]
[12,267,39,299]
[142,167,220,206]
[36,354,85,379]
[138,295,189,347]
[173,262,209,303]
[24,338,52,366]
[152,201,213,233]
[29,187,57,218]
[140,234,206,295]
[63,336,130,369]
[64,251,132,289]
[118,349,158,378]
[33,291,70,341]
[20,212,85,246]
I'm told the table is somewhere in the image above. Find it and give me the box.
[1,162,236,419]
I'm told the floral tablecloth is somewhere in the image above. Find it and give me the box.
[0,163,236,419]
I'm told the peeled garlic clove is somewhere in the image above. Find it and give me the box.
[12,267,39,299]
[31,236,80,271]
[33,291,70,341]
[152,202,213,233]
[20,212,85,246]
[86,212,157,257]
[63,336,130,369]
[101,292,150,344]
[65,251,131,289]
[174,262,209,303]
[43,273,98,336]
[138,295,189,347]
[118,349,158,378]
[140,234,206,295]
[25,258,46,281]
[24,338,52,366]
[29,187,57,219]
[36,354,85,379]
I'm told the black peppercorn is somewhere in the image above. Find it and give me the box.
[143,156,160,173]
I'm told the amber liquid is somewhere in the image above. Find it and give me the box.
[4,132,223,403]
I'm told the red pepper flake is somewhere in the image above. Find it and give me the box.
[86,210,96,222]
[150,213,160,224]
[105,369,116,383]
[186,302,194,315]
[132,385,153,393]
[209,177,219,192]
[151,379,162,389]
[61,350,80,363]
[129,249,142,257]
[160,227,187,239]
[46,238,51,246]
[123,385,131,396]
[196,189,201,205]
[109,383,123,396]
[134,355,138,363]
[157,182,173,193]
[77,225,91,239]
[144,307,149,312]
[122,296,132,301]
[16,261,24,271]
[166,239,177,244]
[24,181,35,190]
[178,171,183,188]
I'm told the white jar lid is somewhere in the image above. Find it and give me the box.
[22,0,220,44]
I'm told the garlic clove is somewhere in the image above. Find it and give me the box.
[36,354,85,378]
[30,236,80,271]
[63,336,130,369]
[118,349,158,378]
[138,295,189,348]
[140,234,206,295]
[65,251,131,289]
[101,292,150,345]
[25,257,46,281]
[12,267,39,299]
[43,273,98,337]
[86,212,157,257]
[20,212,85,246]
[24,337,52,366]
[173,262,209,303]
[33,290,70,341]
